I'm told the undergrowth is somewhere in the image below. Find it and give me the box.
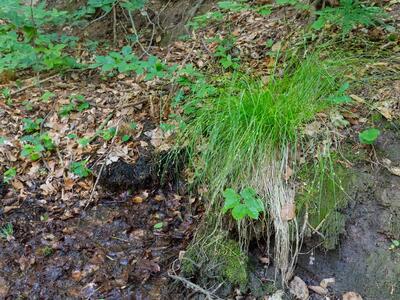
[174,53,350,285]
[177,54,342,201]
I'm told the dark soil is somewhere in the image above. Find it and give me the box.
[296,129,400,300]
[0,187,201,299]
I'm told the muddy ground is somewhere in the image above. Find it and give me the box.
[1,1,400,299]
[296,128,400,300]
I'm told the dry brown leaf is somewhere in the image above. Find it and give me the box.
[342,291,363,300]
[382,158,400,177]
[132,196,143,203]
[308,285,328,295]
[320,277,335,288]
[280,202,295,221]
[350,94,366,104]
[11,179,24,190]
[0,276,9,298]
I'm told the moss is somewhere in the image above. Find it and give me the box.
[296,156,351,249]
[182,232,249,287]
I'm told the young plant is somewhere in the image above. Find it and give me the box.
[223,187,264,221]
[59,94,90,117]
[312,0,387,37]
[359,128,380,145]
[22,118,43,133]
[20,133,55,161]
[0,223,14,241]
[3,167,16,183]
[213,37,240,70]
[70,160,91,178]
[93,46,175,79]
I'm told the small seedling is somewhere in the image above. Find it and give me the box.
[70,160,91,178]
[0,223,14,241]
[22,118,43,133]
[20,133,55,161]
[223,187,264,221]
[154,222,164,229]
[121,135,131,142]
[359,128,380,145]
[3,167,17,183]
[328,82,352,104]
[41,91,55,102]
[100,127,117,141]
[389,240,400,250]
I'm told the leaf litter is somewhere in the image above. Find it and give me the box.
[0,0,400,299]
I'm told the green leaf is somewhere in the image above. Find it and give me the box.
[338,82,350,94]
[77,101,90,112]
[312,17,326,30]
[41,91,55,102]
[78,137,90,147]
[160,123,175,132]
[121,45,132,56]
[359,128,380,145]
[101,127,116,141]
[329,95,352,104]
[121,134,131,142]
[3,167,17,183]
[231,203,248,221]
[0,137,5,145]
[222,188,241,213]
[154,222,163,229]
[217,1,248,12]
[257,6,272,16]
[70,161,91,178]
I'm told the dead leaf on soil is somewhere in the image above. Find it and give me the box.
[320,277,335,288]
[0,276,9,297]
[280,202,295,221]
[382,158,400,177]
[342,291,363,300]
[308,285,328,295]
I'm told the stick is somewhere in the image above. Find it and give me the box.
[8,74,59,97]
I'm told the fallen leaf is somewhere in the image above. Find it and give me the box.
[0,277,9,297]
[132,196,144,203]
[342,291,363,300]
[382,158,400,177]
[320,277,335,288]
[308,285,328,295]
[350,94,366,103]
[280,202,295,221]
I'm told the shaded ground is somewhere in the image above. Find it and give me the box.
[297,129,400,299]
[0,188,200,299]
[1,1,400,299]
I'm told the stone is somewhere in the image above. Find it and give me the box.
[289,276,309,300]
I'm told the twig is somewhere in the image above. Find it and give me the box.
[126,9,150,57]
[8,73,59,97]
[141,10,156,58]
[85,121,121,209]
[168,274,223,300]
[30,0,36,28]
[113,5,117,45]
[83,1,119,30]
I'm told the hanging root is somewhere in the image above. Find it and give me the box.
[252,147,305,284]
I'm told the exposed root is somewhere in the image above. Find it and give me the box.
[168,274,224,300]
[252,147,305,284]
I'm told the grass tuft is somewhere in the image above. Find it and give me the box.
[178,54,342,200]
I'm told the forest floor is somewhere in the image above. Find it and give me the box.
[1,1,400,299]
